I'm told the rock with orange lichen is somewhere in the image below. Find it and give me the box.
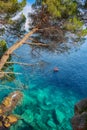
[0,114,19,129]
[0,91,23,129]
[0,121,3,127]
[0,91,23,115]
[7,115,19,124]
[0,109,3,115]
[3,114,19,128]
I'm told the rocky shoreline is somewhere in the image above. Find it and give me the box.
[72,98,87,130]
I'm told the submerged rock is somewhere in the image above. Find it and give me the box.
[44,98,51,106]
[0,91,23,129]
[10,120,26,130]
[47,119,56,128]
[0,91,23,114]
[21,109,34,124]
[37,89,47,103]
[35,113,41,121]
[41,103,54,111]
[54,109,65,124]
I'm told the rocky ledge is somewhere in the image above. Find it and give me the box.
[71,98,87,130]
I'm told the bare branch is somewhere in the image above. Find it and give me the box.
[25,42,49,47]
[0,71,22,75]
[6,62,34,66]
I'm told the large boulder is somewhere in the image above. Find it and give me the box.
[72,112,87,130]
[71,98,87,130]
[74,98,87,115]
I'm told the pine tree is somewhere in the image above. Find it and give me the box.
[0,0,26,17]
[42,0,77,18]
[33,0,87,35]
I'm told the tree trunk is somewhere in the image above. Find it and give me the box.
[0,27,38,72]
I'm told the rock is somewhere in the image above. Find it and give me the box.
[0,127,9,130]
[71,112,87,130]
[74,98,87,115]
[54,109,65,124]
[71,98,87,130]
[40,98,53,111]
[36,120,48,130]
[47,120,56,128]
[21,109,34,124]
[34,113,51,130]
[44,99,51,106]
[10,120,25,130]
[35,113,41,121]
[37,89,47,103]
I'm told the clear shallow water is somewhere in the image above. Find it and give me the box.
[0,38,87,130]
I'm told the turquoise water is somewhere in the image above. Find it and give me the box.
[0,38,87,130]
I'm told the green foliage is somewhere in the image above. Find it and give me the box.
[42,0,77,18]
[78,29,87,37]
[0,28,5,36]
[34,0,86,36]
[20,13,26,23]
[0,40,7,58]
[63,16,83,31]
[0,40,15,81]
[0,40,7,52]
[0,0,26,17]
[0,0,26,35]
[63,16,87,36]
[20,0,26,8]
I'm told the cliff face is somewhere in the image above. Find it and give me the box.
[71,98,87,130]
